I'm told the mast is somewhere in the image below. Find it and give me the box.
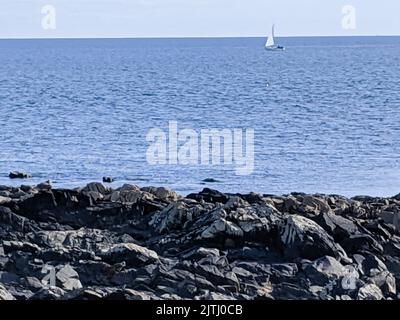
[265,24,275,47]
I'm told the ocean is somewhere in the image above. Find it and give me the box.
[0,36,399,196]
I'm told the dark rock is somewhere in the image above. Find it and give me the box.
[74,261,115,286]
[84,191,104,202]
[17,191,57,220]
[313,211,358,240]
[30,287,66,300]
[6,287,34,300]
[202,178,221,183]
[9,190,27,199]
[341,234,384,255]
[82,182,108,195]
[380,211,394,224]
[0,271,21,285]
[197,217,243,243]
[0,183,399,300]
[300,195,332,216]
[303,256,347,286]
[0,206,38,232]
[32,228,115,253]
[102,177,114,183]
[187,188,229,204]
[280,215,347,260]
[24,277,45,291]
[104,288,154,300]
[149,202,192,233]
[52,188,92,209]
[361,254,387,276]
[63,288,105,300]
[386,257,400,280]
[36,181,52,191]
[364,220,392,239]
[110,186,142,203]
[20,185,33,192]
[141,186,179,201]
[265,282,317,300]
[100,243,159,267]
[266,263,299,284]
[368,271,396,296]
[2,240,40,254]
[9,171,32,179]
[236,192,264,204]
[181,247,220,260]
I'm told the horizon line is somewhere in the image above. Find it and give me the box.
[0,34,400,41]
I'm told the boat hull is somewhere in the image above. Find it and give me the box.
[265,45,285,51]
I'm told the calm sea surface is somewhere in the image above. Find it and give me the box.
[0,37,399,196]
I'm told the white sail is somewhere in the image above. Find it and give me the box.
[265,24,275,47]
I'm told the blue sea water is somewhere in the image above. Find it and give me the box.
[0,36,399,197]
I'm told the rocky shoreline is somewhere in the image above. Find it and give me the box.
[1,181,400,300]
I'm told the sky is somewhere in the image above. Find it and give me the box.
[0,0,399,38]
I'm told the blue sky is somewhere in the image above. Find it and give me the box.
[0,0,399,38]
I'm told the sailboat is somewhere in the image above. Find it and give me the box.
[265,24,285,51]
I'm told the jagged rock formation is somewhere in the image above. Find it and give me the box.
[1,183,400,300]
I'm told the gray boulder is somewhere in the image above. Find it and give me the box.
[357,284,384,300]
[304,256,348,286]
[82,182,108,195]
[56,265,83,291]
[0,284,15,300]
[100,243,159,267]
[280,215,348,260]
